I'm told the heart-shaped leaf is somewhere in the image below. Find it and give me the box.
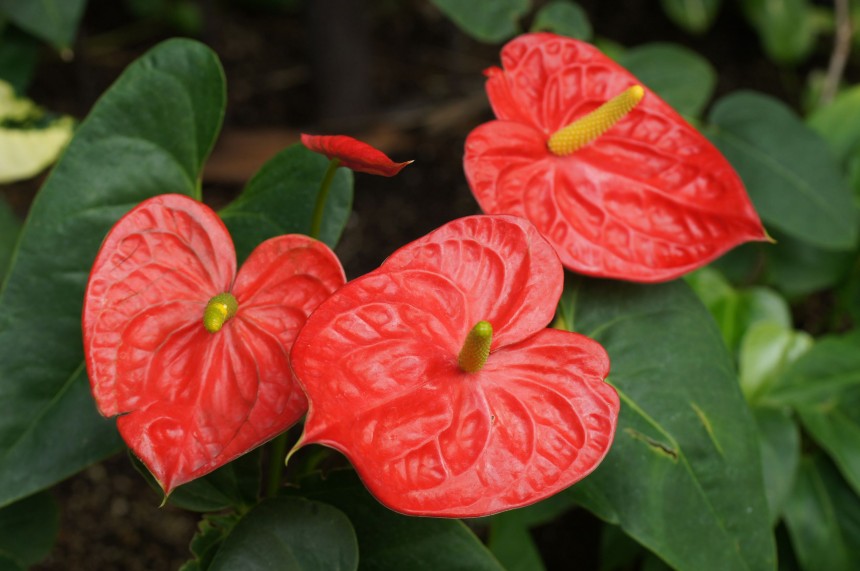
[427,0,529,43]
[707,90,858,251]
[208,497,358,571]
[291,215,619,517]
[564,279,776,571]
[84,194,345,493]
[0,491,58,568]
[283,469,505,571]
[618,42,717,119]
[0,0,87,50]
[0,38,224,508]
[659,0,721,33]
[220,144,353,261]
[464,33,766,282]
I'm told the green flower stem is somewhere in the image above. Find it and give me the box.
[309,158,341,240]
[266,430,290,498]
[265,157,341,497]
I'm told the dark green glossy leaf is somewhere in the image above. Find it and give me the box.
[0,38,225,508]
[0,26,39,93]
[181,512,242,571]
[741,0,815,64]
[619,42,716,118]
[599,524,644,571]
[209,497,358,571]
[565,279,775,571]
[764,229,856,298]
[0,491,58,567]
[0,197,19,282]
[708,91,858,251]
[133,450,261,512]
[770,332,860,497]
[428,0,529,43]
[783,455,860,571]
[769,332,860,494]
[659,0,721,33]
[219,144,352,262]
[0,0,87,50]
[753,407,800,523]
[487,510,545,571]
[530,1,591,41]
[285,469,504,571]
[169,451,261,512]
[808,85,860,164]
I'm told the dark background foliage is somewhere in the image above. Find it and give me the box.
[1,0,854,569]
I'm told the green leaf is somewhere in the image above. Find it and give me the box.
[219,144,353,262]
[530,1,592,41]
[428,0,530,43]
[619,42,716,118]
[708,91,858,251]
[182,512,242,571]
[599,524,645,571]
[284,469,505,571]
[132,450,261,512]
[741,0,816,64]
[487,510,546,571]
[0,0,87,50]
[208,497,358,571]
[808,85,860,164]
[770,332,860,498]
[0,38,226,508]
[0,25,39,94]
[764,229,856,298]
[564,279,775,571]
[0,491,58,567]
[659,0,721,34]
[0,197,19,282]
[753,407,800,523]
[783,455,860,571]
[686,267,792,354]
[739,321,813,403]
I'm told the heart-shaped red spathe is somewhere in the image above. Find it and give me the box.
[464,33,768,283]
[290,215,619,517]
[301,133,412,176]
[83,193,346,494]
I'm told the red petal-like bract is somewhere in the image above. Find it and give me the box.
[464,33,767,282]
[291,215,619,517]
[83,194,345,494]
[301,133,412,176]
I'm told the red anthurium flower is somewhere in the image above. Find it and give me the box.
[83,193,345,494]
[464,33,768,283]
[301,133,412,176]
[290,215,619,517]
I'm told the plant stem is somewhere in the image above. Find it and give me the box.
[264,158,341,497]
[265,431,290,498]
[821,0,852,105]
[309,158,341,240]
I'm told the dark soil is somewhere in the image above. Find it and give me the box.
[6,0,850,569]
